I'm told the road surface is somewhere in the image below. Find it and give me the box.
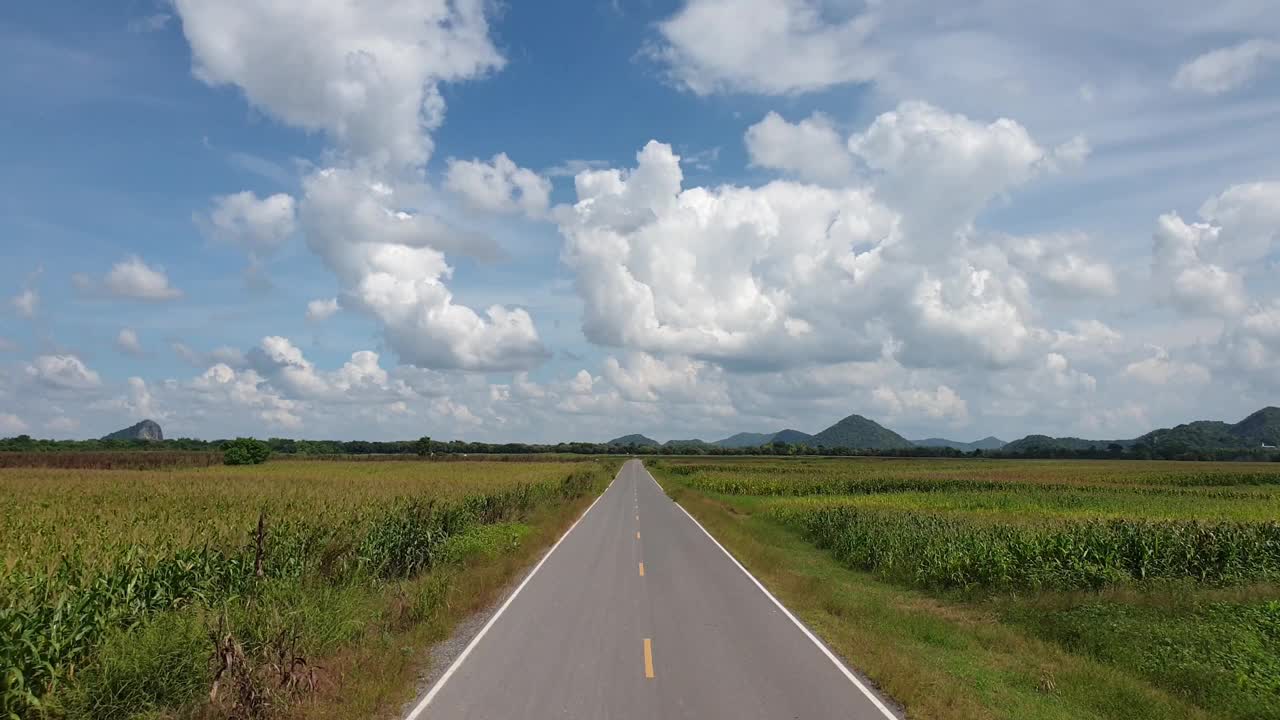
[408,459,897,719]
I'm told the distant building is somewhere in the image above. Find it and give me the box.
[1263,442,1277,449]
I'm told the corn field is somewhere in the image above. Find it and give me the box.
[0,460,611,718]
[651,456,1280,720]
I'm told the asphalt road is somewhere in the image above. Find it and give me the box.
[408,459,897,719]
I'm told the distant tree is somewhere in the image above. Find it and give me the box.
[1107,443,1124,455]
[416,436,432,457]
[223,437,271,465]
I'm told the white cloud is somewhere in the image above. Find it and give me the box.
[848,101,1057,249]
[1005,234,1117,297]
[200,191,297,255]
[649,0,884,95]
[557,102,1096,373]
[871,384,969,424]
[305,297,340,322]
[744,111,853,185]
[174,0,504,170]
[1047,320,1125,359]
[601,352,732,411]
[0,413,27,434]
[115,328,143,356]
[445,153,552,217]
[10,289,37,318]
[1124,346,1211,385]
[1150,182,1280,317]
[557,139,898,368]
[79,256,182,301]
[192,363,301,429]
[25,354,102,390]
[1173,39,1280,95]
[119,377,162,420]
[301,167,546,371]
[903,264,1035,368]
[1196,182,1280,266]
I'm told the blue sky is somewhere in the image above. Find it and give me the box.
[2,0,1278,443]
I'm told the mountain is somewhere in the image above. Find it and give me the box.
[770,429,815,445]
[606,433,659,447]
[913,436,1006,451]
[1002,434,1121,453]
[811,414,913,450]
[1135,406,1280,450]
[712,432,778,448]
[1003,407,1280,453]
[663,438,712,449]
[103,419,164,442]
[1230,407,1280,446]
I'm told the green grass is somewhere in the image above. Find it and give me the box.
[1006,600,1280,720]
[650,457,1280,720]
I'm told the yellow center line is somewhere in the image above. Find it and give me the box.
[638,562,645,576]
[643,638,655,679]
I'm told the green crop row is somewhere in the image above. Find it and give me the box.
[772,504,1280,592]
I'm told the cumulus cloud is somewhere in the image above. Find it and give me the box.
[174,0,504,171]
[10,289,37,318]
[301,167,547,371]
[1124,346,1211,385]
[305,297,340,322]
[76,257,182,301]
[115,328,143,356]
[192,363,302,429]
[1005,234,1117,297]
[744,111,853,185]
[556,102,1099,373]
[1173,39,1280,95]
[557,139,897,368]
[199,191,297,255]
[445,153,552,217]
[871,384,969,424]
[174,1,549,375]
[648,0,884,95]
[848,101,1059,249]
[1150,182,1280,317]
[117,377,163,420]
[25,354,102,390]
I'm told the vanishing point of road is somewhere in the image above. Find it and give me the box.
[407,459,898,719]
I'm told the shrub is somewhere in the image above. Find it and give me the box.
[223,438,271,466]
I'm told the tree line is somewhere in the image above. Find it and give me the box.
[1,434,1275,462]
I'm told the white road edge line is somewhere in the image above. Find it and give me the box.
[645,465,899,720]
[404,470,618,719]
